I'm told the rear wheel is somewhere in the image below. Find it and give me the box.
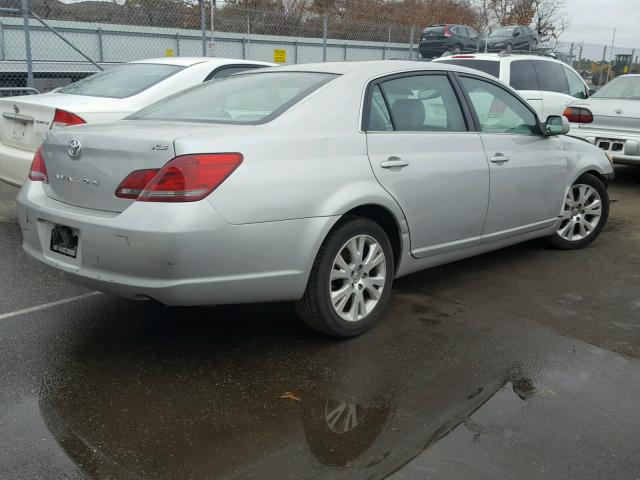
[547,173,609,250]
[296,217,394,338]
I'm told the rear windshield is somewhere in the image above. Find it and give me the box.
[437,60,500,78]
[58,63,184,99]
[592,76,640,99]
[130,72,337,124]
[490,28,515,37]
[423,26,445,33]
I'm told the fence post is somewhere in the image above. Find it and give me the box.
[97,28,103,62]
[199,0,207,56]
[344,43,347,61]
[176,32,181,56]
[294,40,298,64]
[383,45,386,60]
[20,0,34,88]
[242,37,247,59]
[322,15,328,62]
[409,26,415,60]
[568,43,574,67]
[0,22,5,61]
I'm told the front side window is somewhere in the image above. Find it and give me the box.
[374,74,466,132]
[532,60,569,95]
[564,67,588,99]
[460,76,539,135]
[510,60,538,90]
[58,63,184,99]
[131,72,336,124]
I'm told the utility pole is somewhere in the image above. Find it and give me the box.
[21,0,33,88]
[210,0,215,56]
[606,28,616,83]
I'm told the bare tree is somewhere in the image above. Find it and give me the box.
[531,0,569,48]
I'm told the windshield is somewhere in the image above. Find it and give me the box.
[437,60,500,78]
[130,72,337,124]
[490,28,515,37]
[593,76,640,99]
[58,63,184,99]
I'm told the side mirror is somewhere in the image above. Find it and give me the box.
[588,89,597,96]
[545,115,570,136]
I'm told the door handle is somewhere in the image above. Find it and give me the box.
[380,157,409,169]
[490,154,509,165]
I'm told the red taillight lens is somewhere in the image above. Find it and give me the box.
[28,146,48,182]
[443,25,453,37]
[116,153,243,203]
[115,169,159,199]
[51,109,86,129]
[563,107,593,124]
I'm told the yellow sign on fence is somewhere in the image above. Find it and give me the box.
[274,49,287,64]
[165,48,175,57]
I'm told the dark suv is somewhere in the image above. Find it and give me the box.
[485,25,537,51]
[418,24,480,59]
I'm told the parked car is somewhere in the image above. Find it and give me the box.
[485,25,537,51]
[418,24,480,59]
[566,74,640,165]
[0,57,273,186]
[18,61,613,337]
[434,52,591,120]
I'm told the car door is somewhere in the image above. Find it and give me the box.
[365,72,490,258]
[531,60,574,118]
[456,74,567,237]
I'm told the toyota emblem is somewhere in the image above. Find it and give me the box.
[68,139,82,158]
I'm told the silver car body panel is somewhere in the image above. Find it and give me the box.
[17,61,614,306]
[568,96,640,164]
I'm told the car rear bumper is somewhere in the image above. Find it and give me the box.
[568,129,640,165]
[17,181,337,306]
[0,142,34,187]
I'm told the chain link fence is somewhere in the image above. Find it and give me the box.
[1,0,639,95]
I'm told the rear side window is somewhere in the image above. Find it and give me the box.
[510,60,538,90]
[424,26,444,34]
[131,72,336,124]
[58,63,184,99]
[532,60,569,95]
[371,74,466,132]
[367,85,393,131]
[437,60,500,79]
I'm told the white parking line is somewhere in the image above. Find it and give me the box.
[0,292,102,321]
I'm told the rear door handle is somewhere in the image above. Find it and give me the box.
[490,154,509,165]
[380,157,409,169]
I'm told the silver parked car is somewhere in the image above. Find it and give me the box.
[566,74,640,165]
[17,61,614,337]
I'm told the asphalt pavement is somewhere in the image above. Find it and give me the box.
[0,167,639,480]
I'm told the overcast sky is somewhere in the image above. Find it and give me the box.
[564,0,640,48]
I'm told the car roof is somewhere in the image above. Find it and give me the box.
[247,60,497,79]
[435,52,561,63]
[130,57,274,67]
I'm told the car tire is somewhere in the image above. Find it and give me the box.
[547,173,609,250]
[295,216,394,338]
[454,43,463,52]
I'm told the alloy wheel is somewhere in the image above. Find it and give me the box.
[557,184,603,241]
[329,235,386,322]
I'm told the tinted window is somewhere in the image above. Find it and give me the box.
[205,65,261,81]
[460,76,539,135]
[58,63,184,99]
[437,60,500,78]
[378,75,466,132]
[424,26,444,34]
[367,85,393,131]
[563,67,588,98]
[457,27,470,36]
[532,60,569,94]
[593,76,640,99]
[510,60,538,90]
[131,72,336,124]
[490,27,515,37]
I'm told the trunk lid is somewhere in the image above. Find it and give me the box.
[574,98,640,134]
[42,121,217,213]
[0,93,120,152]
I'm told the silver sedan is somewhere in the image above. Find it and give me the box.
[17,61,614,337]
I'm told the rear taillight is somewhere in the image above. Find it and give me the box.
[563,107,593,124]
[51,109,86,129]
[115,169,159,199]
[443,25,453,37]
[115,153,243,202]
[28,146,48,183]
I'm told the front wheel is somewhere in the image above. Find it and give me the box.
[547,173,609,250]
[295,217,394,337]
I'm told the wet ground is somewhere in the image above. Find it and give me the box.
[0,167,639,480]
